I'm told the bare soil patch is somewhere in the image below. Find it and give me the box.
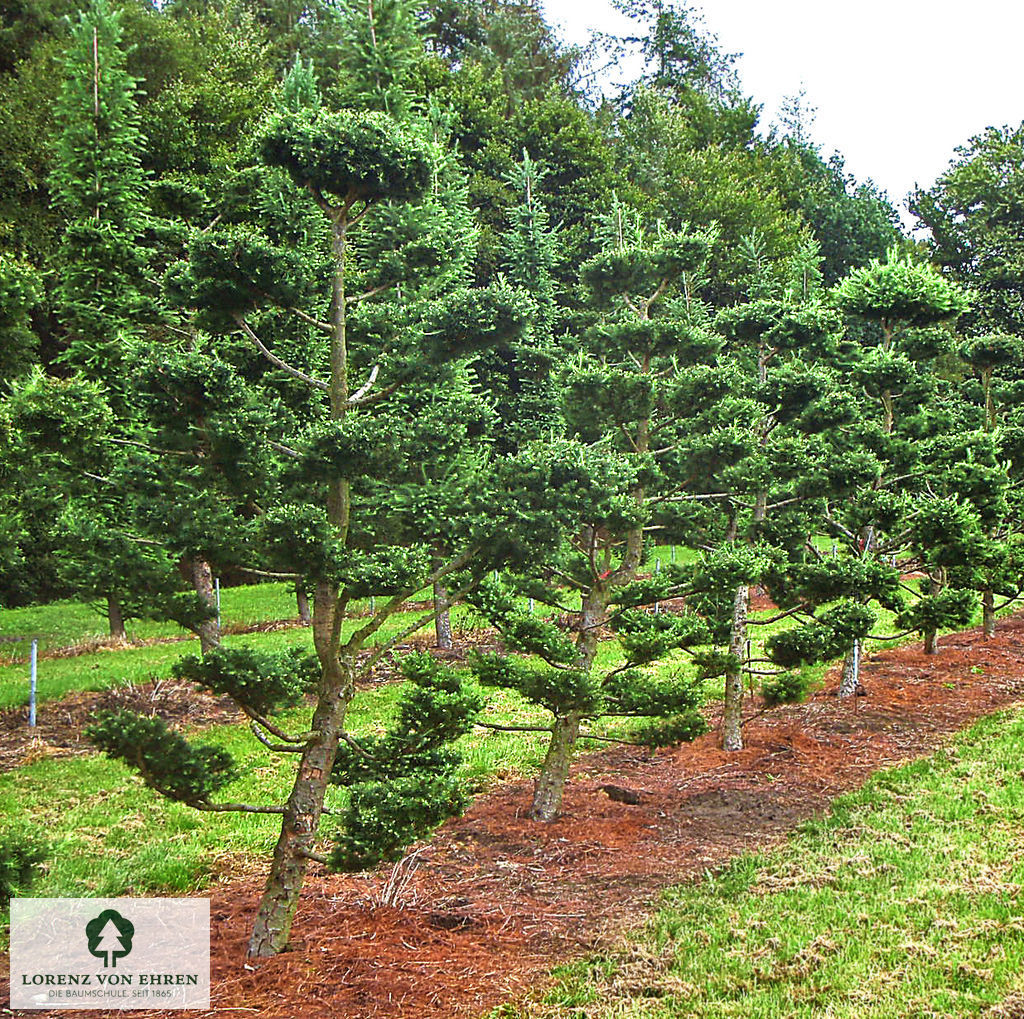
[6,617,1024,1018]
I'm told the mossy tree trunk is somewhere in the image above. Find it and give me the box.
[838,639,860,698]
[185,556,220,655]
[296,584,311,625]
[434,580,453,650]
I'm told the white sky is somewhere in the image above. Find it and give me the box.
[542,0,1024,228]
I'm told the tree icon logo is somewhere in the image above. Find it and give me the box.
[85,909,135,968]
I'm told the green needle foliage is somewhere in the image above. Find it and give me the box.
[51,0,151,383]
[86,24,538,957]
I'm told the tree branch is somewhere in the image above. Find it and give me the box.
[344,547,479,654]
[346,282,394,305]
[476,721,553,734]
[193,801,286,814]
[250,721,306,753]
[359,579,476,676]
[747,603,812,626]
[288,306,333,335]
[236,317,330,391]
[236,566,302,580]
[267,440,304,461]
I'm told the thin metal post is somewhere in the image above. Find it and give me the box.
[29,639,37,727]
[528,598,535,614]
[670,545,676,562]
[215,577,221,629]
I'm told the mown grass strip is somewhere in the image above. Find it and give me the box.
[0,582,301,660]
[498,706,1024,1018]
[0,601,487,710]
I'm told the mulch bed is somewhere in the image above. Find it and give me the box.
[0,681,244,773]
[6,617,1024,1018]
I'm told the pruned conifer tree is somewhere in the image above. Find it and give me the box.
[828,250,971,682]
[85,24,535,956]
[684,281,863,749]
[469,204,722,820]
[958,334,1024,636]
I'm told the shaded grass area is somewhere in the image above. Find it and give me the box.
[500,707,1024,1018]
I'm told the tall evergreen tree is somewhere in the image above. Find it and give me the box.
[87,29,533,951]
[51,0,150,384]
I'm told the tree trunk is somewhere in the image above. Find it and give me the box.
[248,581,351,957]
[983,589,996,638]
[106,594,126,640]
[249,204,360,958]
[923,576,941,655]
[723,584,748,751]
[530,712,582,821]
[530,580,607,821]
[838,639,860,698]
[296,585,311,625]
[185,556,220,654]
[433,580,453,650]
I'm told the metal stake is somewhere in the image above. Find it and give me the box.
[29,639,37,727]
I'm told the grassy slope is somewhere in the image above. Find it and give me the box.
[0,596,484,710]
[0,678,551,903]
[505,707,1024,1018]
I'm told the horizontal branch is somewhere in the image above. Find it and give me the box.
[193,801,285,814]
[747,603,811,626]
[250,720,306,753]
[237,566,302,580]
[246,709,312,744]
[345,281,394,305]
[267,439,304,461]
[865,629,915,641]
[476,721,552,734]
[287,306,333,335]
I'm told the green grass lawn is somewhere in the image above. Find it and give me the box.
[0,598,486,710]
[0,582,302,661]
[503,706,1024,1018]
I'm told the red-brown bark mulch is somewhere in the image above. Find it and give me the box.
[7,616,1024,1018]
